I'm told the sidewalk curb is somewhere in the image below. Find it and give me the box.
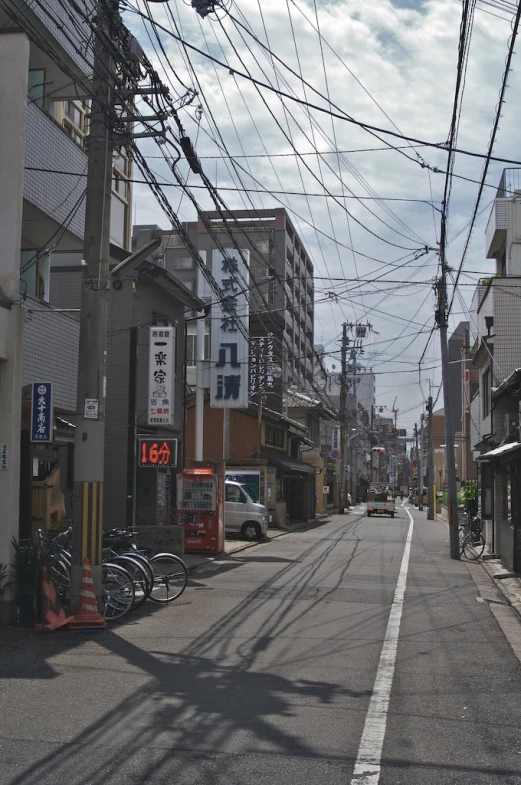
[437,506,521,623]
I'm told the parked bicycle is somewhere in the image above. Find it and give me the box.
[39,529,138,621]
[103,528,188,604]
[459,514,485,559]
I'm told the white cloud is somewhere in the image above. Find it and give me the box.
[127,0,521,431]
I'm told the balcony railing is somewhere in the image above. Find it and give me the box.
[485,199,509,259]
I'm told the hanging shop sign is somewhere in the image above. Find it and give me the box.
[30,382,53,443]
[210,248,249,408]
[148,326,175,425]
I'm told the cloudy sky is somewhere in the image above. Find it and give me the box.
[126,0,520,434]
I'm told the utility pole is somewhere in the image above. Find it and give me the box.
[338,322,348,513]
[418,415,424,511]
[414,422,419,502]
[71,0,116,602]
[349,347,358,503]
[427,394,434,520]
[437,218,460,558]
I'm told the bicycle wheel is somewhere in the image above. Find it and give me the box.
[101,563,135,620]
[108,555,152,610]
[49,558,71,607]
[462,532,485,560]
[120,551,155,591]
[148,553,188,604]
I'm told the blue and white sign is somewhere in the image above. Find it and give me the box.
[30,382,53,443]
[210,248,249,409]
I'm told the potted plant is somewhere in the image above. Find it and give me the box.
[9,538,48,626]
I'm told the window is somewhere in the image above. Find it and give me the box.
[265,425,284,448]
[225,484,246,503]
[482,367,491,418]
[111,147,130,248]
[28,69,45,108]
[186,333,210,366]
[255,239,270,255]
[56,99,89,145]
[20,249,44,299]
[165,250,193,269]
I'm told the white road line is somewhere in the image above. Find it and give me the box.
[349,508,414,785]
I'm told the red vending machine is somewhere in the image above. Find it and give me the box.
[177,468,225,553]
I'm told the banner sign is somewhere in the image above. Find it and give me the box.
[148,327,175,425]
[30,382,53,442]
[210,248,249,408]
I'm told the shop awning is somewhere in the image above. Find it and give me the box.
[477,442,521,462]
[261,450,316,476]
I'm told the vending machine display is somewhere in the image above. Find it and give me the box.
[177,468,224,553]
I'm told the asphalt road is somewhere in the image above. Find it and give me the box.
[1,503,521,785]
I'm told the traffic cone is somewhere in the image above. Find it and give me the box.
[36,567,75,631]
[69,558,107,630]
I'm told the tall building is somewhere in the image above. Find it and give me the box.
[133,208,315,394]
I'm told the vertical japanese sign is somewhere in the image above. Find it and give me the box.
[148,327,175,425]
[30,382,53,443]
[331,426,340,452]
[210,248,249,408]
[249,331,282,413]
[249,333,275,395]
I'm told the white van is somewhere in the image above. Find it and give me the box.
[224,480,268,541]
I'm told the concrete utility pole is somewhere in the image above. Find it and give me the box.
[0,32,29,624]
[437,223,460,558]
[349,347,358,502]
[427,395,434,520]
[414,423,418,501]
[338,322,348,513]
[71,0,117,601]
[418,415,424,511]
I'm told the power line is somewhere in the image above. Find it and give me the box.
[127,6,521,168]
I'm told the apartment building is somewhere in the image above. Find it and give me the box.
[0,1,134,563]
[133,208,316,398]
[470,168,521,570]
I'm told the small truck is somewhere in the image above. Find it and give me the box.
[366,485,396,518]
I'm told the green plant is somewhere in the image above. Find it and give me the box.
[9,538,49,595]
[0,563,9,597]
[462,483,478,515]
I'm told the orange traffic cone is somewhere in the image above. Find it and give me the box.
[69,558,107,630]
[36,567,75,631]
